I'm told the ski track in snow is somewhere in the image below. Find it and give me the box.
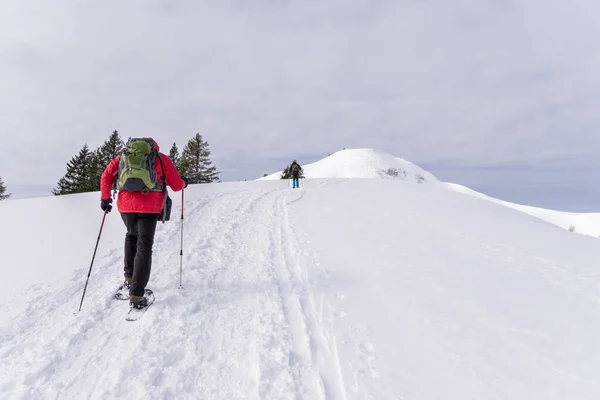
[0,182,362,400]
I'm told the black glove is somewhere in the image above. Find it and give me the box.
[180,175,188,188]
[101,198,112,213]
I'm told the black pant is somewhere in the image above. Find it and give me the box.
[121,213,159,296]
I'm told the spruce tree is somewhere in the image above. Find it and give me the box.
[97,130,125,167]
[179,133,220,184]
[169,142,180,168]
[84,152,102,192]
[52,144,99,195]
[0,176,11,200]
[92,130,125,188]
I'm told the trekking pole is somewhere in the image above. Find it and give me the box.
[179,188,185,289]
[78,209,109,312]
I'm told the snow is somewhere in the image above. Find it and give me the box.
[2,172,600,399]
[264,148,600,238]
[445,182,600,238]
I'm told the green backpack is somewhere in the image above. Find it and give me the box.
[116,138,165,192]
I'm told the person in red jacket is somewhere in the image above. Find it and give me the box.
[100,138,188,308]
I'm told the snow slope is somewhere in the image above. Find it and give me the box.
[264,148,600,237]
[2,178,600,399]
[446,182,600,238]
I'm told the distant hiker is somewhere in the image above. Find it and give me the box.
[290,160,302,189]
[100,137,188,309]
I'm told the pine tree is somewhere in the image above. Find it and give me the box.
[280,166,291,179]
[52,144,99,195]
[169,142,180,168]
[179,133,220,184]
[91,130,125,189]
[84,152,102,192]
[97,130,125,167]
[0,176,11,200]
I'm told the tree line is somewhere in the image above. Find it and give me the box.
[51,131,220,196]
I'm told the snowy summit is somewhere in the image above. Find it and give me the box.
[261,148,437,183]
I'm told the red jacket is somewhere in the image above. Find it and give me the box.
[100,140,185,214]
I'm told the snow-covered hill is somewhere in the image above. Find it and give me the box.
[263,148,600,237]
[1,178,600,399]
[260,148,438,184]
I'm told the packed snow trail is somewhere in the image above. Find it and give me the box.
[0,182,351,400]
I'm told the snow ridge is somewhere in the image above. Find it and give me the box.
[262,148,600,237]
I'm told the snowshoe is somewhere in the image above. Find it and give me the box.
[125,289,155,321]
[114,278,132,300]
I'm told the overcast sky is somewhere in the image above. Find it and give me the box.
[1,0,599,211]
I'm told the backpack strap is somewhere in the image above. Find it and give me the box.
[156,154,169,223]
[156,153,167,192]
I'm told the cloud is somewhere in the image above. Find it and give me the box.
[0,0,599,208]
